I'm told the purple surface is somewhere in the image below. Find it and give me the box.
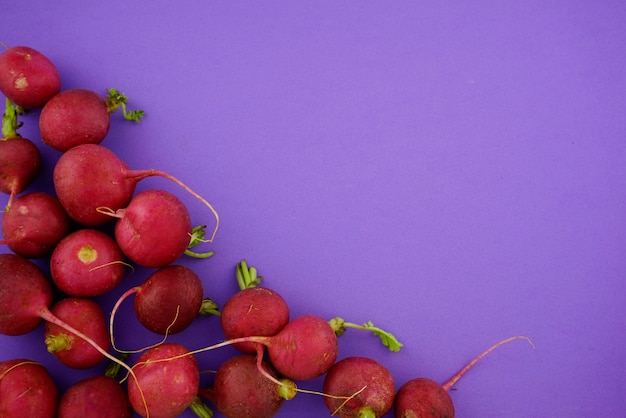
[1,1,625,417]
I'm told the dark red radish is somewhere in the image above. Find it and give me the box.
[199,354,286,418]
[50,228,127,296]
[111,189,193,268]
[220,260,290,353]
[127,342,200,418]
[0,45,61,108]
[0,359,58,418]
[1,191,70,258]
[0,98,42,208]
[0,253,140,388]
[57,374,132,418]
[394,336,534,418]
[323,356,395,418]
[44,297,111,369]
[111,265,205,337]
[52,144,219,240]
[39,88,144,152]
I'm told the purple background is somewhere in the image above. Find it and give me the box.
[2,1,626,417]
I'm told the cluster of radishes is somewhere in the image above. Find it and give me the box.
[0,44,532,418]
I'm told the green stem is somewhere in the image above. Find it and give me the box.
[198,298,220,316]
[2,98,21,139]
[105,88,145,122]
[44,333,73,353]
[104,352,129,378]
[328,317,403,352]
[184,249,215,259]
[236,260,262,290]
[189,396,214,418]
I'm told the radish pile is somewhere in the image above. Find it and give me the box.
[0,44,533,418]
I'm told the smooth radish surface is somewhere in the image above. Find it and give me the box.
[220,260,290,353]
[111,265,205,336]
[394,336,534,418]
[39,89,110,151]
[127,342,200,418]
[52,144,219,240]
[0,359,58,418]
[199,354,285,418]
[44,297,111,369]
[57,374,132,418]
[50,228,127,296]
[1,191,71,258]
[0,45,61,108]
[260,314,339,381]
[112,189,192,268]
[0,97,42,208]
[323,356,395,418]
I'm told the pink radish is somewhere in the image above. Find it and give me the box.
[0,45,61,109]
[111,264,205,336]
[0,359,58,418]
[50,228,127,297]
[57,374,132,418]
[127,342,200,418]
[220,260,290,353]
[52,144,219,242]
[0,98,42,208]
[199,354,286,418]
[110,189,193,268]
[323,356,395,418]
[39,88,144,152]
[394,336,534,418]
[44,297,111,369]
[1,191,70,258]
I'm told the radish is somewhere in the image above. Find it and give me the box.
[110,189,194,268]
[0,359,58,418]
[111,264,205,337]
[394,336,535,417]
[57,374,132,418]
[323,356,395,418]
[50,228,127,297]
[1,191,71,258]
[127,342,200,418]
[0,45,61,109]
[52,144,219,241]
[0,253,144,402]
[199,354,286,418]
[44,297,111,369]
[220,260,290,353]
[0,98,41,208]
[39,88,144,152]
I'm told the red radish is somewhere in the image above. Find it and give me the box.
[199,354,286,418]
[111,189,193,268]
[1,191,71,258]
[127,342,200,418]
[52,144,219,239]
[394,336,535,418]
[323,356,395,418]
[0,45,61,108]
[39,88,144,152]
[44,297,111,369]
[0,359,58,418]
[57,374,132,418]
[0,253,141,394]
[1,98,42,209]
[50,228,127,296]
[111,265,205,336]
[220,260,290,353]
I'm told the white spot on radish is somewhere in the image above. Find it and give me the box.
[77,245,98,264]
[14,76,28,90]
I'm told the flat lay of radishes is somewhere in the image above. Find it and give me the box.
[0,44,535,418]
